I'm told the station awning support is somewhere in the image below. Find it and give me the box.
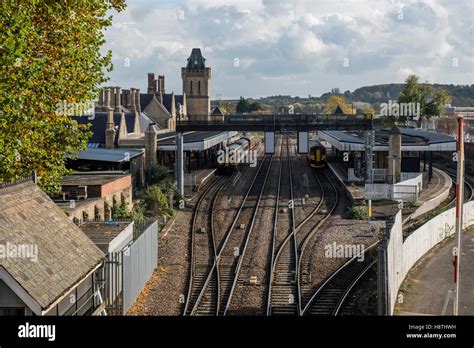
[176,132,184,196]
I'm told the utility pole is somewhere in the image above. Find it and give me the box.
[453,115,465,315]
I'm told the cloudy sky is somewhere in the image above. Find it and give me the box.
[104,0,474,99]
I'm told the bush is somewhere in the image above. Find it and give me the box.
[112,202,132,220]
[347,205,369,220]
[148,164,169,185]
[144,185,174,217]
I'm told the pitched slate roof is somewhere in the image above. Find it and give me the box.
[211,105,225,116]
[161,93,185,115]
[0,180,104,312]
[140,93,155,111]
[333,105,345,114]
[74,112,136,145]
[186,48,206,69]
[162,94,174,114]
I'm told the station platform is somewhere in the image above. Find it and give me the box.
[182,168,217,197]
[194,168,216,187]
[327,161,452,220]
[327,161,366,202]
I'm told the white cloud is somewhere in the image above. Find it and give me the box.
[103,0,474,98]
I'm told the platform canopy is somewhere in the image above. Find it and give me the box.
[319,128,456,152]
[157,131,238,151]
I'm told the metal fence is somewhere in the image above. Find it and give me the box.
[365,183,419,202]
[372,169,388,183]
[103,219,158,315]
[184,173,196,187]
[123,220,158,313]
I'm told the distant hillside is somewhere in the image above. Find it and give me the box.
[213,83,474,112]
[344,83,474,106]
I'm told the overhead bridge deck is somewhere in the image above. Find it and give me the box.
[174,114,379,195]
[176,114,379,132]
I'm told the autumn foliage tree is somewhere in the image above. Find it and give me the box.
[0,0,125,194]
[325,94,353,114]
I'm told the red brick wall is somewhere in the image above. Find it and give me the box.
[101,175,132,198]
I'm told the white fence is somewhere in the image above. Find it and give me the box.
[386,201,474,314]
[365,172,422,202]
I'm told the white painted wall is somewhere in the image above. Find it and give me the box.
[387,201,474,314]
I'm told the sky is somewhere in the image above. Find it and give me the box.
[103,0,474,99]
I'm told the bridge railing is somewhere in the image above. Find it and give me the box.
[177,113,379,131]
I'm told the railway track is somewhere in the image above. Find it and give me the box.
[223,137,284,315]
[330,168,474,316]
[183,176,229,316]
[267,138,343,316]
[445,170,474,203]
[189,154,273,315]
[267,136,299,315]
[298,169,339,313]
[301,241,379,316]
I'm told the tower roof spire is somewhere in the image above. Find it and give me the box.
[186,48,206,69]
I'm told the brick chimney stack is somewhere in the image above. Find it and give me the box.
[114,86,122,112]
[135,88,141,113]
[147,73,156,94]
[104,88,111,109]
[122,89,131,109]
[130,88,136,112]
[158,75,165,94]
[105,110,116,149]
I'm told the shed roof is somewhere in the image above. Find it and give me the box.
[66,148,142,163]
[0,180,104,313]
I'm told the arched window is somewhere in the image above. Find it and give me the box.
[198,80,201,94]
[190,80,193,94]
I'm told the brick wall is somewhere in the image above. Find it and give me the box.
[101,175,131,198]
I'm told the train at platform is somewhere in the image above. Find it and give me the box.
[217,136,260,174]
[307,140,327,168]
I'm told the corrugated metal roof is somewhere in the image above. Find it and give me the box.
[66,148,143,163]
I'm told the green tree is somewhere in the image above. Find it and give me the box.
[398,75,451,126]
[236,97,261,113]
[236,97,251,113]
[0,1,126,194]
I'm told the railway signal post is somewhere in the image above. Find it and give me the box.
[453,115,465,315]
